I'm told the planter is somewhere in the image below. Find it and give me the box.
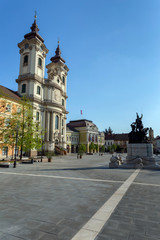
[48,158,52,162]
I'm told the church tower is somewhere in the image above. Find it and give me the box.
[16,16,69,154]
[45,42,69,151]
[16,14,48,99]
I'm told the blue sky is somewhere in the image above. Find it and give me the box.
[0,0,160,136]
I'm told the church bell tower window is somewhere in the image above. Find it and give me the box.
[55,115,59,129]
[37,86,41,95]
[36,112,40,121]
[21,84,26,93]
[38,58,42,67]
[23,55,28,66]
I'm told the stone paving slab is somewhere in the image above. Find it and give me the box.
[96,184,160,240]
[0,166,121,240]
[134,169,160,185]
[0,154,160,240]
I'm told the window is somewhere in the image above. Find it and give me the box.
[62,129,64,135]
[62,99,64,106]
[21,84,26,93]
[40,45,43,52]
[23,55,28,66]
[6,104,11,112]
[55,115,59,129]
[57,78,60,83]
[5,119,10,127]
[38,58,42,67]
[2,147,8,156]
[62,76,65,84]
[25,43,29,49]
[67,136,68,141]
[36,112,39,121]
[37,86,41,95]
[62,119,64,127]
[17,108,21,113]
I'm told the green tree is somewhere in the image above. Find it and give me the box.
[78,144,86,154]
[100,145,105,153]
[105,127,113,135]
[94,144,98,152]
[111,144,117,152]
[89,142,95,153]
[3,97,43,159]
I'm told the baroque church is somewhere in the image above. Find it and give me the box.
[16,16,69,154]
[0,16,105,158]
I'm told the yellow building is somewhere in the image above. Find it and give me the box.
[67,119,105,153]
[0,85,21,158]
[66,126,79,153]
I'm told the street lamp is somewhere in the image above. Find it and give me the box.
[13,123,19,168]
[41,130,45,162]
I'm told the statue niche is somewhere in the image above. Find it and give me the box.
[128,113,149,143]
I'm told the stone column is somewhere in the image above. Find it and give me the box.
[45,111,49,141]
[50,112,53,141]
[59,114,62,143]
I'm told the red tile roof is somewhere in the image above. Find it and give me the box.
[0,85,21,102]
[105,133,129,141]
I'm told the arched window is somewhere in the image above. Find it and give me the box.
[62,76,65,84]
[38,58,42,67]
[62,99,64,106]
[37,86,41,95]
[55,115,59,129]
[23,55,28,66]
[21,84,26,93]
[6,104,11,112]
[36,112,39,121]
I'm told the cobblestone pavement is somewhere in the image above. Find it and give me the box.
[0,154,159,240]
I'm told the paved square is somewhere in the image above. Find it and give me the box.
[0,154,160,240]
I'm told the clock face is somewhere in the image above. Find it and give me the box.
[25,43,29,49]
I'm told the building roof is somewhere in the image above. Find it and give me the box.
[24,18,44,43]
[0,85,21,102]
[66,126,79,133]
[155,136,160,140]
[105,133,129,141]
[67,119,93,128]
[50,42,65,63]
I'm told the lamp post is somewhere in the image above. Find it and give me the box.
[41,130,45,162]
[13,123,19,168]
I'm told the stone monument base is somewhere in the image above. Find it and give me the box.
[109,143,160,170]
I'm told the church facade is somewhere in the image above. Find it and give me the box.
[16,16,69,154]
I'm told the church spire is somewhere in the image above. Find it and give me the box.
[24,12,44,43]
[30,11,39,33]
[50,41,65,63]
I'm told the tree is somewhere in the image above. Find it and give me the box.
[105,127,113,135]
[94,144,98,152]
[2,96,43,159]
[89,142,95,153]
[100,145,105,153]
[78,144,86,154]
[111,144,117,152]
[18,97,43,159]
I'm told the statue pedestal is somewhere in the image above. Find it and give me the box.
[109,143,160,169]
[125,143,160,169]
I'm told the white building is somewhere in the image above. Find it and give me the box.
[16,16,69,155]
